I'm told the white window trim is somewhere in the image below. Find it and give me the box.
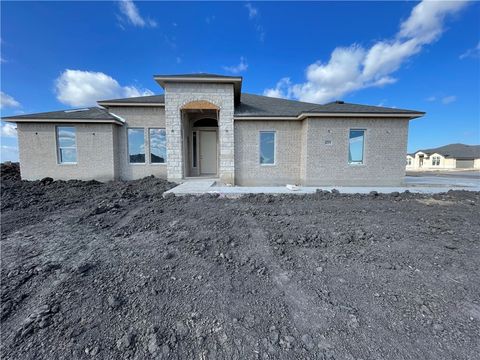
[127,127,146,165]
[56,125,78,165]
[348,129,366,166]
[259,130,276,166]
[148,127,167,165]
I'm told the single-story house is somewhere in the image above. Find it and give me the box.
[406,143,480,170]
[3,73,425,186]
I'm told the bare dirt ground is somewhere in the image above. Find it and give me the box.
[1,163,480,360]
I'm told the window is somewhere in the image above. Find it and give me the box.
[128,128,145,163]
[259,131,275,165]
[149,128,166,163]
[56,126,77,163]
[348,129,365,164]
[407,158,412,166]
[432,156,440,166]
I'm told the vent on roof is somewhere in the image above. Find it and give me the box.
[335,100,344,104]
[64,108,90,113]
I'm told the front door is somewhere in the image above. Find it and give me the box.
[199,130,217,175]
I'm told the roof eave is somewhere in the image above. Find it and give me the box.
[2,118,124,125]
[298,112,425,120]
[154,75,242,88]
[234,112,425,120]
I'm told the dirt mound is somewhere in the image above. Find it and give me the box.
[1,177,479,359]
[1,162,20,182]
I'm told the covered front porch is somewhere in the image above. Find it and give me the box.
[181,101,220,178]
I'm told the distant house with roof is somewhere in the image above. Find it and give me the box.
[3,73,425,186]
[406,143,480,170]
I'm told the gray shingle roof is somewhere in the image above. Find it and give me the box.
[309,101,422,114]
[235,93,321,117]
[97,92,423,117]
[2,107,122,123]
[98,94,165,104]
[4,93,424,123]
[416,143,480,159]
[235,94,423,117]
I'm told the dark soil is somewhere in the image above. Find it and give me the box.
[1,164,479,359]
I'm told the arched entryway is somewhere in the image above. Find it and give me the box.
[181,101,219,177]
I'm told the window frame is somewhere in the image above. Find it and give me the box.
[148,127,167,165]
[56,125,78,165]
[127,127,146,165]
[259,130,276,166]
[348,129,366,166]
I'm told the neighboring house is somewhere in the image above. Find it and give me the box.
[3,73,425,186]
[406,143,480,170]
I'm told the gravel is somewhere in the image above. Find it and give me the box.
[1,163,479,359]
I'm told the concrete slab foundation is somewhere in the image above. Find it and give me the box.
[164,174,479,197]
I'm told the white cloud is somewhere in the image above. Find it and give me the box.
[245,3,258,19]
[265,0,469,103]
[459,41,480,59]
[118,0,157,28]
[263,78,292,99]
[245,3,265,41]
[223,57,248,74]
[0,91,21,109]
[426,95,457,104]
[442,95,457,104]
[55,69,154,107]
[0,122,17,138]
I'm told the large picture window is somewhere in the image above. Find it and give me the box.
[348,129,365,165]
[149,128,167,163]
[128,128,145,163]
[56,126,77,164]
[260,131,275,165]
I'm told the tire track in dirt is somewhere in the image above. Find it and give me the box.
[244,216,335,333]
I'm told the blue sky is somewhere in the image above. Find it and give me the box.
[1,1,479,161]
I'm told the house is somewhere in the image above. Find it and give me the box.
[3,73,425,186]
[406,143,480,170]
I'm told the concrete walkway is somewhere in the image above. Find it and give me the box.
[164,174,479,197]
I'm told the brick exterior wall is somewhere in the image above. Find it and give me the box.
[14,93,411,186]
[234,117,410,186]
[302,117,409,186]
[164,83,235,184]
[108,106,167,181]
[234,120,302,185]
[16,122,117,181]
